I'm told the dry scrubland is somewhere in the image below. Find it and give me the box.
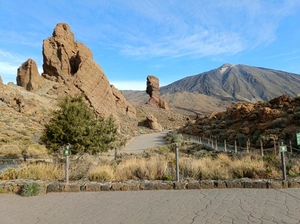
[1,137,300,181]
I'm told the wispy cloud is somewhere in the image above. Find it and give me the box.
[97,0,299,58]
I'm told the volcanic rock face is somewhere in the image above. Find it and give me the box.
[17,59,44,91]
[146,75,169,110]
[42,23,136,118]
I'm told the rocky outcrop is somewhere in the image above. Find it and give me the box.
[146,75,169,110]
[17,59,44,91]
[146,114,163,131]
[42,23,136,118]
[180,95,300,148]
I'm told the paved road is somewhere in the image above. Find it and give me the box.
[1,188,300,224]
[122,131,168,154]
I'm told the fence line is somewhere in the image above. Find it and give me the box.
[182,134,299,157]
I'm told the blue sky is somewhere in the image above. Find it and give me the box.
[0,0,300,90]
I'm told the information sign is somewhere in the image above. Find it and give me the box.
[297,133,300,145]
[63,149,71,156]
[279,145,287,152]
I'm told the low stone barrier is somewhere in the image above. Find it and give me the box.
[1,178,300,195]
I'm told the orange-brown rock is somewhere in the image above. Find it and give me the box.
[146,75,169,110]
[260,107,281,121]
[146,114,163,131]
[269,95,292,106]
[42,23,136,118]
[17,59,44,91]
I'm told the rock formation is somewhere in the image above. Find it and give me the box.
[40,23,136,118]
[146,75,169,110]
[17,59,44,91]
[146,114,163,131]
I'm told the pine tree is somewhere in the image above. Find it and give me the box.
[40,95,120,154]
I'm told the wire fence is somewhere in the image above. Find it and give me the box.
[182,134,300,158]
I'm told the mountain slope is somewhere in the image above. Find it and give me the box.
[161,64,300,102]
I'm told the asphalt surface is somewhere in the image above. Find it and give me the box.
[122,130,168,154]
[1,188,300,224]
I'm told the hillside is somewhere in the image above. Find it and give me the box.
[124,64,300,115]
[161,63,300,102]
[180,95,300,149]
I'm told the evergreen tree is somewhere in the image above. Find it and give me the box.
[40,95,119,154]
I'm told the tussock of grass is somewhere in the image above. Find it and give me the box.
[115,157,168,181]
[88,164,115,181]
[16,163,64,180]
[180,154,281,180]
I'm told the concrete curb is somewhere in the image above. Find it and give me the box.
[1,178,300,195]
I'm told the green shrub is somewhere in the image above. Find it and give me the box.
[162,175,173,181]
[21,182,41,197]
[40,95,120,154]
[170,133,183,145]
[271,118,288,128]
[294,112,300,120]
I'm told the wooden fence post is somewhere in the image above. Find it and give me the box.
[260,140,264,157]
[234,140,237,153]
[290,140,293,153]
[246,139,249,153]
[215,139,218,151]
[224,140,227,152]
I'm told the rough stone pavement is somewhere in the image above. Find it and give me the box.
[1,188,300,224]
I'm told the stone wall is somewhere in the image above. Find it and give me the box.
[1,178,300,195]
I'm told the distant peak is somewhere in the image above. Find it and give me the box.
[221,63,232,68]
[219,63,231,74]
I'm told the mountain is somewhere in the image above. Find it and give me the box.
[161,63,300,102]
[124,64,300,115]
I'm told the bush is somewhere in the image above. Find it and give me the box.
[170,132,184,145]
[40,95,120,154]
[293,112,300,120]
[21,182,41,197]
[271,118,288,128]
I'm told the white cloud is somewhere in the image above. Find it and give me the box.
[110,81,146,91]
[98,0,299,58]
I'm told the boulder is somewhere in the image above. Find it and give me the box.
[42,23,136,118]
[146,114,163,131]
[17,59,44,91]
[146,75,169,110]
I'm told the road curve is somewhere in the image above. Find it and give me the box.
[122,130,169,154]
[1,189,300,224]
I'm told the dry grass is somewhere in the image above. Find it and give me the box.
[0,152,295,181]
[288,160,300,177]
[88,164,115,181]
[0,144,49,158]
[179,153,280,180]
[115,157,168,181]
[0,163,64,180]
